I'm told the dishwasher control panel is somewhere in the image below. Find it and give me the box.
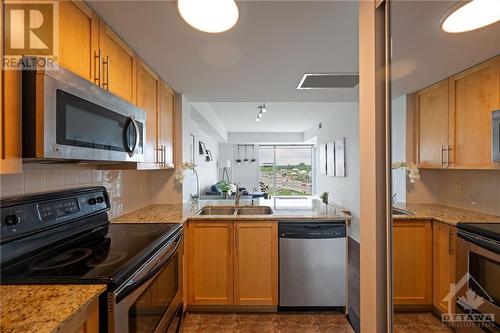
[278,222,346,239]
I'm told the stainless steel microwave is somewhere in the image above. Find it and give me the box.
[494,110,500,163]
[22,59,146,163]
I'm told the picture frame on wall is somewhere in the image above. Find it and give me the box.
[188,134,195,164]
[318,143,327,175]
[206,150,213,162]
[326,142,335,176]
[198,141,207,155]
[334,138,346,177]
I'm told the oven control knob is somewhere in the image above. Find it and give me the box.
[96,196,104,204]
[5,214,21,226]
[88,198,97,205]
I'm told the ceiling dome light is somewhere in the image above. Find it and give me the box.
[178,0,239,33]
[441,0,500,33]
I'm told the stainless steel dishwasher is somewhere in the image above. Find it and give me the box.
[279,221,346,308]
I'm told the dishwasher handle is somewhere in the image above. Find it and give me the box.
[279,222,346,239]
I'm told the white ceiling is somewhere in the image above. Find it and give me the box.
[391,1,500,97]
[209,102,357,132]
[89,0,359,103]
[89,1,500,133]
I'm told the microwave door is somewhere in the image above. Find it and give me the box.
[23,64,145,162]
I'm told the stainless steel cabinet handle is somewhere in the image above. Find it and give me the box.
[93,50,101,85]
[441,146,447,167]
[162,145,167,166]
[447,145,453,166]
[103,56,110,90]
[448,230,452,256]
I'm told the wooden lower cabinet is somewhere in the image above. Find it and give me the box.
[188,222,233,305]
[60,298,99,333]
[187,221,278,308]
[433,222,456,314]
[393,220,433,307]
[234,222,278,306]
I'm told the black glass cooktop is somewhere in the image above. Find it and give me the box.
[0,223,181,287]
[457,222,500,243]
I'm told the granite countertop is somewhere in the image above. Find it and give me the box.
[112,197,351,224]
[393,202,500,226]
[0,284,106,333]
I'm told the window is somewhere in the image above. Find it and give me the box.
[259,145,313,196]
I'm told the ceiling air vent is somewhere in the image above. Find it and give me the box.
[297,73,359,89]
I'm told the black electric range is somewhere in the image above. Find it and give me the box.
[456,222,500,254]
[0,187,184,333]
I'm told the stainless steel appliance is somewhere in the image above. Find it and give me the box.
[456,223,500,332]
[279,221,346,308]
[493,110,500,163]
[22,58,145,163]
[0,187,182,333]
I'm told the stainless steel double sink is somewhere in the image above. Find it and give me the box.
[196,206,273,216]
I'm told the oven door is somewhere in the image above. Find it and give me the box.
[456,234,500,332]
[108,232,183,333]
[26,63,146,162]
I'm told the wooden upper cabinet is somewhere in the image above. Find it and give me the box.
[137,62,159,165]
[159,82,175,168]
[99,20,136,104]
[188,222,233,305]
[414,56,500,169]
[393,220,432,307]
[415,80,449,168]
[234,222,278,306]
[433,222,457,314]
[58,1,99,83]
[1,4,22,175]
[448,56,500,169]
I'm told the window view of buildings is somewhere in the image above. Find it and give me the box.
[259,146,313,196]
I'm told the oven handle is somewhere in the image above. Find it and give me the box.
[115,232,182,303]
[458,230,500,254]
[123,116,140,157]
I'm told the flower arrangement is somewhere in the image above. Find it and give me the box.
[174,162,197,183]
[392,161,420,183]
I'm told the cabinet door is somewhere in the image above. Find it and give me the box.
[65,298,99,333]
[449,56,500,168]
[234,222,278,306]
[415,80,449,168]
[99,20,136,104]
[1,69,22,175]
[188,222,233,305]
[137,62,159,165]
[433,222,456,314]
[158,82,175,168]
[58,1,99,83]
[393,220,432,306]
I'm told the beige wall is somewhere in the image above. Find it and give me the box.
[408,169,500,216]
[0,164,181,218]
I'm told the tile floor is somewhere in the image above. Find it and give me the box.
[181,312,452,333]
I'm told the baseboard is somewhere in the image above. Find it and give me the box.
[347,308,360,333]
[394,304,434,312]
[187,305,277,312]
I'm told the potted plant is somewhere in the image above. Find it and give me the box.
[320,191,329,204]
[220,182,231,199]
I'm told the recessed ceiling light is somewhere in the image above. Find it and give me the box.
[441,0,500,33]
[255,118,260,122]
[178,0,239,33]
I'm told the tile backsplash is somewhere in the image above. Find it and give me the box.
[0,164,153,219]
[407,169,500,216]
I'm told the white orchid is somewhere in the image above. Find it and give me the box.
[174,161,198,184]
[392,161,420,184]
